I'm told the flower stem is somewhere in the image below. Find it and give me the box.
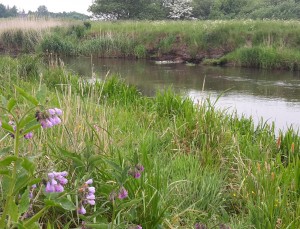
[0,124,20,228]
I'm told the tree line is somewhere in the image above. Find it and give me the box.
[0,4,89,20]
[0,4,17,18]
[89,0,300,20]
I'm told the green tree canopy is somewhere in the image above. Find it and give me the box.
[89,0,167,19]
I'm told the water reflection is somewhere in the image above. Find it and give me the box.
[62,57,300,132]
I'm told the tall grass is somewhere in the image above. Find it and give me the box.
[1,55,300,228]
[43,20,300,69]
[3,19,300,69]
[0,18,72,53]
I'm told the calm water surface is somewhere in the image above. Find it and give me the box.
[63,57,300,132]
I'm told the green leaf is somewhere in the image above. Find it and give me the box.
[44,199,58,207]
[8,200,19,222]
[105,159,122,173]
[46,221,53,229]
[36,85,48,103]
[28,178,41,187]
[1,95,7,107]
[56,197,76,211]
[88,155,103,164]
[23,124,40,135]
[13,173,29,195]
[14,85,38,106]
[19,189,30,214]
[21,158,35,175]
[7,98,17,112]
[116,198,142,212]
[19,115,37,129]
[12,222,28,229]
[0,155,18,167]
[57,147,85,167]
[1,121,15,134]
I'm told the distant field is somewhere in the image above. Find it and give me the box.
[0,18,70,33]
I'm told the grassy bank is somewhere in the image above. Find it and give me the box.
[0,55,300,228]
[2,19,300,70]
[0,18,73,53]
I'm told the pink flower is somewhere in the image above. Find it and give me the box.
[118,187,128,199]
[85,179,93,185]
[45,171,68,193]
[54,108,63,116]
[45,182,55,193]
[24,132,33,139]
[78,205,86,215]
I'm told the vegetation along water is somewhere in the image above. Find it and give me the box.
[1,1,300,227]
[2,19,300,71]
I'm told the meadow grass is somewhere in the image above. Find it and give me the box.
[0,55,300,228]
[2,19,300,69]
[0,18,73,53]
[44,20,300,69]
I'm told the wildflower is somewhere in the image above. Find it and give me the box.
[78,179,96,215]
[136,164,144,172]
[195,223,208,229]
[128,164,145,179]
[78,205,86,215]
[24,132,33,139]
[118,187,128,199]
[85,179,93,185]
[0,120,2,127]
[45,171,68,193]
[136,225,142,229]
[36,108,63,129]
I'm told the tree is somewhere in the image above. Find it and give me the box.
[89,0,168,20]
[37,5,49,17]
[0,4,6,17]
[0,4,18,18]
[164,0,193,19]
[89,0,142,19]
[6,5,17,17]
[192,0,214,19]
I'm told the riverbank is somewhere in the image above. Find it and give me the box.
[0,55,300,228]
[2,19,300,70]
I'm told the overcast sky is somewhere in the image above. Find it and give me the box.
[0,0,93,15]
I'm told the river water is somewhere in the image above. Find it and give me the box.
[62,57,300,133]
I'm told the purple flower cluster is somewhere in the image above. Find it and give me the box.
[45,171,68,193]
[24,132,34,139]
[78,179,96,215]
[36,108,62,129]
[118,186,128,199]
[128,164,144,179]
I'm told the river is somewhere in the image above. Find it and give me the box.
[62,57,300,133]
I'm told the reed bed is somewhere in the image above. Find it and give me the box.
[0,18,70,34]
